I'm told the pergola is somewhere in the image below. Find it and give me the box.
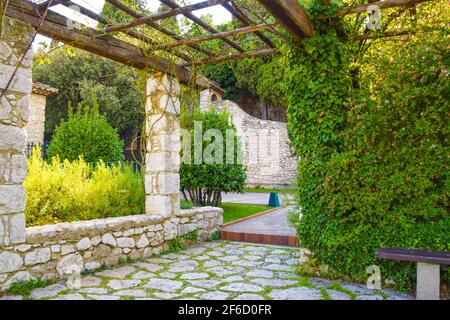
[0,0,440,287]
[3,0,432,91]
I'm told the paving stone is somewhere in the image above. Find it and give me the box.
[97,266,136,279]
[203,260,221,267]
[235,294,265,300]
[132,271,155,279]
[340,283,373,295]
[181,273,210,280]
[184,247,206,255]
[132,262,163,272]
[309,278,332,288]
[146,258,172,264]
[159,272,177,279]
[168,260,198,272]
[327,289,352,300]
[113,289,148,298]
[269,287,322,300]
[247,269,274,278]
[188,280,221,289]
[207,251,224,257]
[356,295,384,300]
[180,286,205,294]
[153,292,180,299]
[250,278,298,288]
[232,260,263,267]
[263,264,293,272]
[29,283,67,299]
[222,276,244,283]
[277,272,299,279]
[87,295,121,300]
[198,292,229,300]
[79,288,108,295]
[243,255,263,261]
[0,296,23,300]
[218,255,240,262]
[80,276,102,287]
[193,255,210,261]
[163,253,189,260]
[221,283,264,293]
[144,278,183,292]
[207,266,245,276]
[107,280,141,290]
[53,293,85,300]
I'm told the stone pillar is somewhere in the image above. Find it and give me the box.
[145,72,181,219]
[0,17,34,246]
[416,262,440,300]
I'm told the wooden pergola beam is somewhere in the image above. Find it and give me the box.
[222,2,275,48]
[181,48,279,67]
[321,0,434,18]
[156,24,275,51]
[105,0,214,57]
[159,0,245,53]
[257,0,314,39]
[62,0,193,62]
[6,0,222,92]
[105,0,232,33]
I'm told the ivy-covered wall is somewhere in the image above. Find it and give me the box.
[282,2,449,291]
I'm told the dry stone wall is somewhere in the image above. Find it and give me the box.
[200,98,298,188]
[0,207,223,291]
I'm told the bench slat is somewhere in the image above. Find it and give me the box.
[375,247,450,265]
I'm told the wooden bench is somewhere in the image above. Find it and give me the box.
[376,247,450,300]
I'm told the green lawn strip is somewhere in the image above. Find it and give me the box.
[244,187,294,194]
[221,203,273,224]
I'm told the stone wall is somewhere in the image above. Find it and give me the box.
[200,98,298,188]
[0,207,223,291]
[25,93,46,144]
[0,17,34,247]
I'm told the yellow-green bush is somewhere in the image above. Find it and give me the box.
[24,147,144,227]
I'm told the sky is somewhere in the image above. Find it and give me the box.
[34,0,232,48]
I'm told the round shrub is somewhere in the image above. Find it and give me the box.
[47,114,124,163]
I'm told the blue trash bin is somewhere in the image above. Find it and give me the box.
[268,192,281,208]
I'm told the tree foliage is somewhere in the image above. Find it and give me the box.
[32,47,144,143]
[180,109,247,207]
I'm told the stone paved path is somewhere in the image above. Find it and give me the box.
[0,241,413,300]
[223,208,297,237]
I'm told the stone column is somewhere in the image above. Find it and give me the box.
[0,17,34,246]
[145,72,181,219]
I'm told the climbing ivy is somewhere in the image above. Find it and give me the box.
[283,1,449,292]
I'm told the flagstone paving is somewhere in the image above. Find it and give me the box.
[0,241,413,301]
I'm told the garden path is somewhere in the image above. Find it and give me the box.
[1,241,413,301]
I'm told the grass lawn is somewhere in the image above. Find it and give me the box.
[245,187,294,194]
[221,203,273,224]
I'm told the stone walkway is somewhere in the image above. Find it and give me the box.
[0,242,412,300]
[223,208,297,237]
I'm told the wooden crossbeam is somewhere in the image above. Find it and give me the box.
[6,0,222,92]
[222,2,275,48]
[62,0,193,62]
[105,0,214,57]
[181,48,279,67]
[321,0,435,18]
[104,0,232,33]
[258,0,314,40]
[159,0,245,53]
[155,24,275,51]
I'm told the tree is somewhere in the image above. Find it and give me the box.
[180,109,246,206]
[32,47,144,145]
